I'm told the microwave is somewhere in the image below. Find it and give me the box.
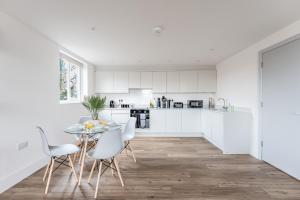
[187,100,203,108]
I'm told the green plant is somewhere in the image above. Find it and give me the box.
[82,95,106,120]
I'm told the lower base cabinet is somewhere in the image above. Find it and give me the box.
[201,110,251,154]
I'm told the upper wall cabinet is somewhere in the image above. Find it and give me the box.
[95,71,114,93]
[129,72,141,88]
[198,70,217,92]
[95,71,128,93]
[114,71,129,93]
[167,71,180,93]
[179,71,198,93]
[141,72,153,89]
[153,72,167,93]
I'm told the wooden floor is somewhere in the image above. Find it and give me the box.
[2,137,300,200]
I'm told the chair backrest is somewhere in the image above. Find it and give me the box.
[79,116,92,124]
[36,126,51,156]
[123,117,137,141]
[92,129,123,159]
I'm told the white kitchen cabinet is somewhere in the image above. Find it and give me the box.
[141,72,153,89]
[111,110,130,124]
[181,109,201,133]
[95,71,114,93]
[202,110,251,154]
[198,70,217,92]
[152,72,167,93]
[114,72,129,93]
[179,71,198,93]
[167,71,180,93]
[166,110,182,132]
[99,109,112,121]
[129,72,141,88]
[150,109,166,132]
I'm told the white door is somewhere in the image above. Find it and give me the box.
[153,72,167,93]
[114,72,129,93]
[129,72,141,88]
[167,71,180,93]
[150,110,166,132]
[198,70,217,92]
[95,71,114,93]
[179,71,198,93]
[262,38,300,179]
[181,110,201,132]
[141,72,153,89]
[166,110,182,132]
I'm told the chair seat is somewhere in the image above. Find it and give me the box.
[49,144,80,157]
[122,134,133,142]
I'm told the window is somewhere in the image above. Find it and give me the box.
[59,53,82,103]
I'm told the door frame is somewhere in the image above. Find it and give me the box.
[258,33,300,160]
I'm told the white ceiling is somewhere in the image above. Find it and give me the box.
[1,0,300,68]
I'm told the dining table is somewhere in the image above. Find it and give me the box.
[64,122,123,185]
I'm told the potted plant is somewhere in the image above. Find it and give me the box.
[82,95,106,120]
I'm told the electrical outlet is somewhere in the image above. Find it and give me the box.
[18,141,28,151]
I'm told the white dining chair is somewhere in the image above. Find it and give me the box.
[87,129,124,199]
[37,126,80,194]
[122,117,137,162]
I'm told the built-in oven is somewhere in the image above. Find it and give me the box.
[187,100,203,108]
[130,109,150,128]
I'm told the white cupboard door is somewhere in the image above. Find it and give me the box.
[167,72,180,93]
[95,71,114,93]
[180,71,198,93]
[141,72,153,89]
[198,70,217,92]
[150,110,166,132]
[201,110,211,139]
[114,72,129,93]
[166,110,182,132]
[99,109,112,121]
[211,112,224,149]
[153,72,167,93]
[129,72,141,88]
[181,110,201,132]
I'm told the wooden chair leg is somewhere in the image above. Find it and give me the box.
[43,159,51,182]
[68,155,78,182]
[78,146,84,164]
[45,158,55,194]
[88,160,97,183]
[110,159,115,176]
[114,158,124,187]
[128,143,136,162]
[94,161,102,199]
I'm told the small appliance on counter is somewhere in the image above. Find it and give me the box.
[109,100,116,108]
[121,104,130,108]
[156,98,161,108]
[130,109,150,129]
[173,102,184,108]
[187,100,203,108]
[167,99,173,108]
[208,97,215,109]
[162,96,167,108]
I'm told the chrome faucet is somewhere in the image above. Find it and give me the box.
[218,98,228,110]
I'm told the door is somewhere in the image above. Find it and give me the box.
[262,38,300,179]
[167,71,180,93]
[95,71,114,93]
[179,71,198,93]
[181,110,201,132]
[114,72,129,93]
[150,110,166,132]
[141,72,153,89]
[129,72,141,88]
[166,110,182,132]
[152,72,167,93]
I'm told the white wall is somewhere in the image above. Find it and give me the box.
[0,12,93,192]
[216,19,300,159]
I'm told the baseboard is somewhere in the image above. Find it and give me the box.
[0,157,48,193]
[136,132,203,137]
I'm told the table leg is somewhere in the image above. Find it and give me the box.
[78,134,88,185]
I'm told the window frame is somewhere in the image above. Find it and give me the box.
[59,53,83,104]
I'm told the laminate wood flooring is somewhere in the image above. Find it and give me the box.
[1,137,300,200]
